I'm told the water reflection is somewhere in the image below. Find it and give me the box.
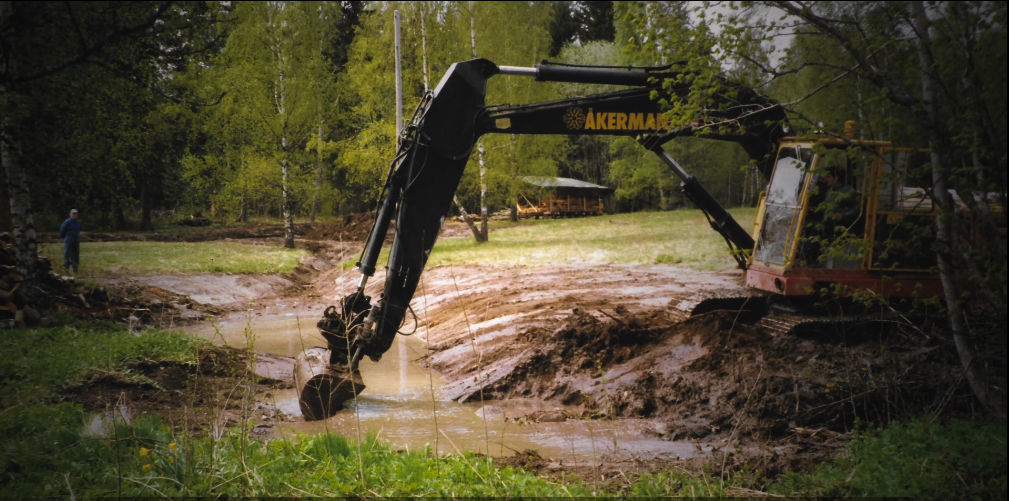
[188,312,705,461]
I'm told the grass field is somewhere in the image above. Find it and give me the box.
[427,208,757,270]
[41,241,310,276]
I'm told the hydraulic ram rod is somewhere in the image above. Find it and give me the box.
[499,64,670,87]
[653,148,756,257]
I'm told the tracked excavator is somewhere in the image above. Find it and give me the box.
[294,58,1000,419]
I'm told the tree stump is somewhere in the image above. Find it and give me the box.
[293,347,365,421]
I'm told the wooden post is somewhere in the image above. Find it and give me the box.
[394,10,403,150]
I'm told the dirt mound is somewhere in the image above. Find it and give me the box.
[458,307,972,473]
[61,346,293,435]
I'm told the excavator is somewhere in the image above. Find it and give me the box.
[294,58,983,420]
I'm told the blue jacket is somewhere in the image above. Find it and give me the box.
[60,218,82,243]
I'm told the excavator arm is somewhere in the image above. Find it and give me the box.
[326,58,787,375]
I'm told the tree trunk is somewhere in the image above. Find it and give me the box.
[139,169,154,231]
[275,34,295,249]
[282,150,294,248]
[478,143,488,240]
[420,7,430,91]
[454,195,486,243]
[911,1,1002,418]
[470,12,489,242]
[112,198,127,230]
[236,199,247,224]
[311,122,323,223]
[510,203,517,222]
[1,1,40,299]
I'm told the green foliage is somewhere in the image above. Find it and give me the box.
[40,241,310,276]
[774,420,1008,500]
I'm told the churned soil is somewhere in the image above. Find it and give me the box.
[331,262,975,476]
[60,346,297,438]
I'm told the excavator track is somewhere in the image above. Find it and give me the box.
[666,291,769,324]
[756,309,901,340]
[666,291,902,340]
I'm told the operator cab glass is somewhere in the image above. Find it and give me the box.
[754,145,813,266]
[800,146,870,269]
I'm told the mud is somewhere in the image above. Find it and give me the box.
[60,346,297,438]
[427,304,971,475]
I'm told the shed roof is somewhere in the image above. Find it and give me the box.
[520,176,614,195]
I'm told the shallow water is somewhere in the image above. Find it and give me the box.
[188,312,707,460]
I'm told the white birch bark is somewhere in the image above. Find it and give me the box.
[1,0,40,297]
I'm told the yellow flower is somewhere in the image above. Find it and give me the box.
[825,388,831,393]
[168,456,175,463]
[139,448,150,457]
[168,442,178,451]
[142,464,152,472]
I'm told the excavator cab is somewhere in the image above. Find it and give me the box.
[746,137,944,299]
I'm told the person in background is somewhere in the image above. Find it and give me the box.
[59,209,82,274]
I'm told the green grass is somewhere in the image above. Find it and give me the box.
[773,419,1007,499]
[342,209,758,271]
[430,208,757,270]
[41,241,310,276]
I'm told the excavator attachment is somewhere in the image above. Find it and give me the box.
[294,347,365,421]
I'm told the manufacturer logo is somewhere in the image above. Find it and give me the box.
[564,107,669,131]
[563,107,587,130]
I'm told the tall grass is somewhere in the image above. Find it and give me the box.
[41,241,310,276]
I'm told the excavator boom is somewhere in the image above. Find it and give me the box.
[300,59,788,418]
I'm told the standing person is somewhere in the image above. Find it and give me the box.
[59,209,82,274]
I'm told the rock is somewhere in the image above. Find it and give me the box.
[475,405,505,419]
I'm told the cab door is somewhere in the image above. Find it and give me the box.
[753,145,814,267]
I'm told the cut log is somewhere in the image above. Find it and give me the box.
[22,306,40,326]
[14,310,24,326]
[0,289,10,304]
[293,347,365,421]
[12,291,27,309]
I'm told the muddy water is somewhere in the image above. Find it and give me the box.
[188,313,707,461]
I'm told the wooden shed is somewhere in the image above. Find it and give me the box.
[517,177,614,218]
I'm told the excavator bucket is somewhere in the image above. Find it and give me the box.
[294,347,365,421]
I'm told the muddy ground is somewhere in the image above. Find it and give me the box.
[62,346,296,440]
[45,217,974,481]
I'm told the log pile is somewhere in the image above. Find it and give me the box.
[0,237,53,328]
